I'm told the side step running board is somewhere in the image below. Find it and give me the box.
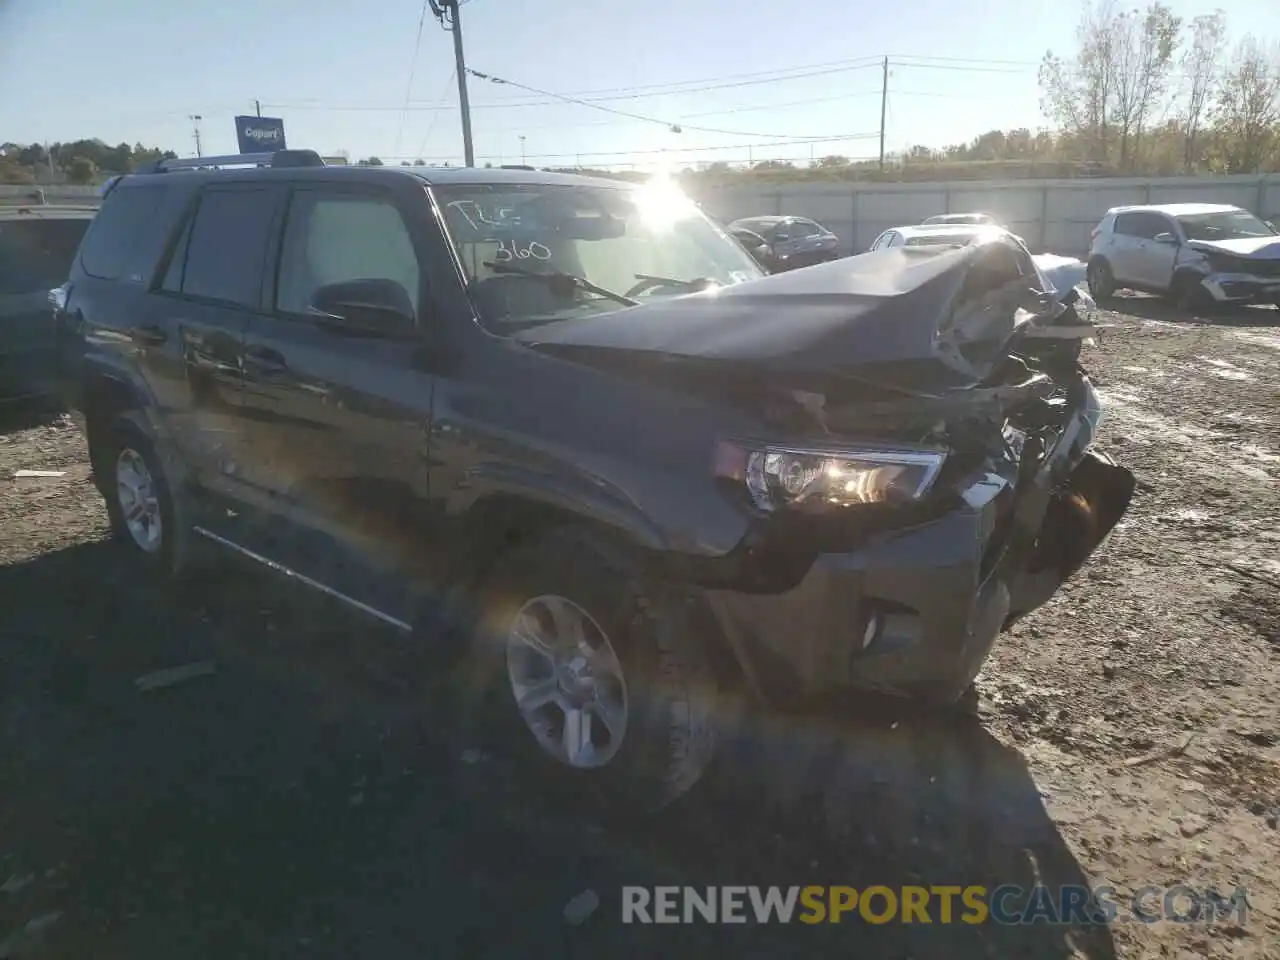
[192,526,413,633]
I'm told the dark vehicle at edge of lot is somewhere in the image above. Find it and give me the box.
[0,205,95,401]
[727,215,842,272]
[52,152,1134,815]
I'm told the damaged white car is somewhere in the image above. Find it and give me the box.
[1086,203,1280,310]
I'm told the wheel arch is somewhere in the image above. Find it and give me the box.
[446,493,751,696]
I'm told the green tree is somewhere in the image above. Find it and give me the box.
[65,156,97,184]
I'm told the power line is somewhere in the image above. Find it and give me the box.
[466,68,878,140]
[393,0,434,157]
[890,59,1032,75]
[887,54,1041,67]
[480,90,887,135]
[475,55,886,103]
[258,56,889,114]
[470,58,887,107]
[413,67,457,160]
[378,134,882,164]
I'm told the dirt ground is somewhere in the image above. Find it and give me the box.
[1,298,1277,960]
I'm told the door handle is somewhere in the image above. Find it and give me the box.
[129,324,167,346]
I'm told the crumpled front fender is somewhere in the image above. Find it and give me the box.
[1007,450,1136,623]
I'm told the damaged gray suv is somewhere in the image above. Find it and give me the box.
[54,152,1134,812]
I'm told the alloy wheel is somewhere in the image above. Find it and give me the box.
[505,594,628,769]
[115,447,163,553]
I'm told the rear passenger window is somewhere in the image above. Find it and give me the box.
[1115,213,1166,240]
[78,183,186,283]
[275,191,420,317]
[180,187,277,308]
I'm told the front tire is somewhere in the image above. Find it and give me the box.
[1171,271,1211,314]
[461,526,719,816]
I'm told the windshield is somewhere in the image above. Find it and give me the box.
[1177,209,1277,242]
[434,179,765,331]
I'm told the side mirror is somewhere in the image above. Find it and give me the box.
[730,228,773,270]
[309,279,417,340]
[1153,232,1180,246]
[730,227,766,248]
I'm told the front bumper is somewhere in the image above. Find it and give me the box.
[1202,271,1280,304]
[702,384,1135,707]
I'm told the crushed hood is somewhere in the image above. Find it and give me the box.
[1187,236,1280,259]
[517,244,1063,393]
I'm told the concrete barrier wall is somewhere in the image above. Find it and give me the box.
[6,175,1279,259]
[690,174,1280,257]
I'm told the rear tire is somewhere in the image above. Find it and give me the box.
[1086,258,1115,301]
[95,419,194,581]
[458,526,719,817]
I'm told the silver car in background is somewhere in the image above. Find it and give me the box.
[1086,202,1280,310]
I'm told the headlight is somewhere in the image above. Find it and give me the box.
[713,441,946,512]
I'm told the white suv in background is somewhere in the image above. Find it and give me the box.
[1087,203,1280,310]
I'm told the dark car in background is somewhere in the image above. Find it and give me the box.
[726,215,841,272]
[1,205,95,401]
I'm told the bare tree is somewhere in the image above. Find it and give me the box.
[1215,36,1280,173]
[1039,1,1120,163]
[1109,3,1181,171]
[1180,11,1228,171]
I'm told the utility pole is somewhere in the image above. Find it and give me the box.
[429,0,475,167]
[255,99,262,118]
[519,135,526,165]
[190,114,204,158]
[878,56,888,171]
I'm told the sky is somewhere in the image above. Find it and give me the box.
[1,0,1277,170]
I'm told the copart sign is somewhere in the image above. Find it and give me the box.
[234,116,287,155]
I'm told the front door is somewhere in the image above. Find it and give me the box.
[1131,212,1179,291]
[236,183,437,611]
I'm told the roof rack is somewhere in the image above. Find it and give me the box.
[139,149,326,174]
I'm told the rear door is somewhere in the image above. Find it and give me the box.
[148,183,285,486]
[1108,212,1156,287]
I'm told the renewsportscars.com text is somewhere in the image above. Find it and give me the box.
[621,885,1250,926]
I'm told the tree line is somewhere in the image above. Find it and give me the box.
[0,140,177,185]
[3,2,1276,187]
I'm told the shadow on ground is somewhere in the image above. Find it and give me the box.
[0,397,64,437]
[1104,291,1280,326]
[0,541,1116,960]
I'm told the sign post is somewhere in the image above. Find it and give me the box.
[234,116,287,155]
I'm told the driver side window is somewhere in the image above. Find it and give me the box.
[276,190,421,318]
